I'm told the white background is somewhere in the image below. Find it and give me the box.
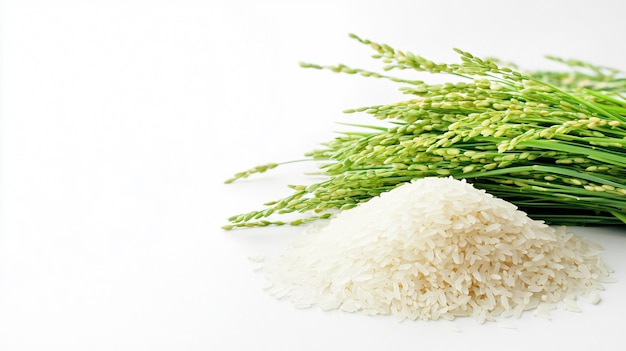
[2,1,626,350]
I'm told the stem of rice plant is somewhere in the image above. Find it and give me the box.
[224,34,626,230]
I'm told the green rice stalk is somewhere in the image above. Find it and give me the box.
[224,34,626,230]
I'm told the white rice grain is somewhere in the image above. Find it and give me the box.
[498,321,517,329]
[258,177,614,322]
[445,322,463,333]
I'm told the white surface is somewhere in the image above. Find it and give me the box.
[2,1,626,350]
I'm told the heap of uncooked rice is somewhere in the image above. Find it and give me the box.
[259,177,613,322]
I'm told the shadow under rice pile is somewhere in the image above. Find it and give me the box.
[257,177,613,323]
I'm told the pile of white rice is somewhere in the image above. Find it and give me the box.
[257,177,613,322]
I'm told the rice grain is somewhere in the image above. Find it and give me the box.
[259,177,613,322]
